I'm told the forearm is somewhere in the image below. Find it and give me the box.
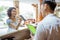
[16,23,21,30]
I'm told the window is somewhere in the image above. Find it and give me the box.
[19,2,36,20]
[0,1,14,28]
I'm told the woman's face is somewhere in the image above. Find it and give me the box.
[11,9,16,17]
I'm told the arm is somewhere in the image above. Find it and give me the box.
[10,22,21,30]
[7,19,21,30]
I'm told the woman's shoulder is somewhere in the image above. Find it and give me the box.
[7,18,12,21]
[6,18,12,23]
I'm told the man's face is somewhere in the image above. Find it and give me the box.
[41,3,50,16]
[40,4,48,12]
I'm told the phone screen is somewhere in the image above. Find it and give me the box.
[20,15,26,21]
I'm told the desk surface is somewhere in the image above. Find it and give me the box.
[0,26,28,37]
[0,23,36,37]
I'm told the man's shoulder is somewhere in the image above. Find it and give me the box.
[42,14,58,21]
[39,14,60,25]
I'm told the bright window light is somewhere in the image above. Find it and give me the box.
[0,1,14,28]
[19,2,36,20]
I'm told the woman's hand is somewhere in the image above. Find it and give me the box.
[24,20,30,25]
[16,15,22,20]
[15,16,22,30]
[18,18,22,23]
[17,15,22,23]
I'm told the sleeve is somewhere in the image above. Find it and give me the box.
[6,19,12,25]
[34,23,47,40]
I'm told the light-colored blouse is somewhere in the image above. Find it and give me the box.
[34,14,60,40]
[6,18,19,30]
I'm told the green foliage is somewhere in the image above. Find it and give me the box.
[0,6,4,12]
[0,6,9,21]
[0,6,8,12]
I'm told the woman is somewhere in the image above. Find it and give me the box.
[7,7,21,30]
[6,7,31,40]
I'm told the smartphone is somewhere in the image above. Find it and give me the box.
[20,15,26,21]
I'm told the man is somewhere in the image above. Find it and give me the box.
[39,0,55,21]
[34,1,60,40]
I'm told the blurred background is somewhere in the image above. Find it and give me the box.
[0,0,60,28]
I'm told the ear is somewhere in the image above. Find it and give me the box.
[46,4,51,11]
[45,4,48,8]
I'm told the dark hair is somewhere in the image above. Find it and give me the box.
[7,7,16,18]
[44,1,57,11]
